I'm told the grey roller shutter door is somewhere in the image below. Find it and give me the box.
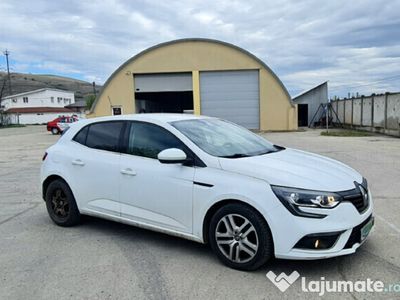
[134,73,192,92]
[200,70,260,129]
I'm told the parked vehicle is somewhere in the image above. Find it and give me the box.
[41,114,373,270]
[46,115,79,134]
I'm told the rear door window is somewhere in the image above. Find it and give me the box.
[84,121,124,152]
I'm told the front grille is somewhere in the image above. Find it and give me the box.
[337,183,369,213]
[344,214,373,249]
[345,193,367,212]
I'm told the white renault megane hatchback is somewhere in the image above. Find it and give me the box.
[41,114,374,270]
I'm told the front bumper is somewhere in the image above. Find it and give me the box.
[268,190,374,260]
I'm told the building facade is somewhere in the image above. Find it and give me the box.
[1,88,76,124]
[292,82,328,127]
[88,38,297,131]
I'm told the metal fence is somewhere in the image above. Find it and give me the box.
[331,92,400,137]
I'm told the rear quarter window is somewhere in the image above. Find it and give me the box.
[73,125,89,145]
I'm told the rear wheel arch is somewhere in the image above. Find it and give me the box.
[42,175,69,200]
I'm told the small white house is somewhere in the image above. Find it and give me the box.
[1,88,77,124]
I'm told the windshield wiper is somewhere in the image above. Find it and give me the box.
[220,153,250,158]
[273,145,286,151]
[256,150,276,155]
[256,145,286,156]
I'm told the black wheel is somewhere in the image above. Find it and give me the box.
[209,203,273,271]
[45,179,81,227]
[51,127,59,135]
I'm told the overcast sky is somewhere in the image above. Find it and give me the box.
[1,0,399,97]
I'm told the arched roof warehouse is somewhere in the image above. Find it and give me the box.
[88,38,297,131]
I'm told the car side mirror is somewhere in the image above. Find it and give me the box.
[158,148,187,164]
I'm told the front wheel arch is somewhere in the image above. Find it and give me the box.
[202,199,273,246]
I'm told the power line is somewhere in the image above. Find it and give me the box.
[330,74,400,91]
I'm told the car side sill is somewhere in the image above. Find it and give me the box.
[80,208,204,244]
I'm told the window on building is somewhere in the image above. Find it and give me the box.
[57,97,62,103]
[23,97,28,103]
[112,107,122,115]
[51,97,54,103]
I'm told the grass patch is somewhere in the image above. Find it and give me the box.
[321,130,371,137]
[0,124,26,129]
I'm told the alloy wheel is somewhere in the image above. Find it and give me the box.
[51,188,69,218]
[215,214,259,263]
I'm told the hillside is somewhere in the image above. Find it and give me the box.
[0,72,102,100]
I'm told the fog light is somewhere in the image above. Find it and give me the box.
[294,231,343,250]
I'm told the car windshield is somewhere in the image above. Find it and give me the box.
[171,119,282,158]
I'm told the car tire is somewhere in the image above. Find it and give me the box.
[45,179,81,227]
[209,203,273,271]
[51,127,59,135]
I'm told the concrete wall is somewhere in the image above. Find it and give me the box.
[353,98,362,126]
[336,100,344,123]
[88,39,297,131]
[362,97,373,126]
[387,93,400,130]
[373,95,385,128]
[293,82,328,126]
[344,100,352,124]
[331,92,400,137]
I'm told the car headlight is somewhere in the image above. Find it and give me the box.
[271,186,342,218]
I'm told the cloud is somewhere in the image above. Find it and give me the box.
[0,0,399,97]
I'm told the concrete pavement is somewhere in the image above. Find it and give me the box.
[0,126,399,299]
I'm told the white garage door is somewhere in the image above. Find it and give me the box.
[200,70,260,129]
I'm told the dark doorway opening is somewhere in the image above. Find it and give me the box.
[135,91,193,113]
[298,104,309,127]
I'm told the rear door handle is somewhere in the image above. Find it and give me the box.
[120,168,137,176]
[72,159,85,166]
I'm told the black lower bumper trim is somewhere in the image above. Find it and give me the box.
[344,214,373,249]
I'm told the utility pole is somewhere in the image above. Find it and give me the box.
[3,50,11,95]
[92,81,96,96]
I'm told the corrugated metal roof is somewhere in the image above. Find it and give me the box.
[292,81,328,100]
[65,100,86,108]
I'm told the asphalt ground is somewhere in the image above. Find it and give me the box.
[0,125,399,299]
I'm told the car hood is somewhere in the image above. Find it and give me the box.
[218,148,362,191]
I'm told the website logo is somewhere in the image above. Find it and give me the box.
[266,271,300,292]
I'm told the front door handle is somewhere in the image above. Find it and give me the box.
[72,159,85,166]
[120,168,137,176]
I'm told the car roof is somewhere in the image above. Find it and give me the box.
[81,113,212,124]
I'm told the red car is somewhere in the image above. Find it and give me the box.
[47,115,79,134]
